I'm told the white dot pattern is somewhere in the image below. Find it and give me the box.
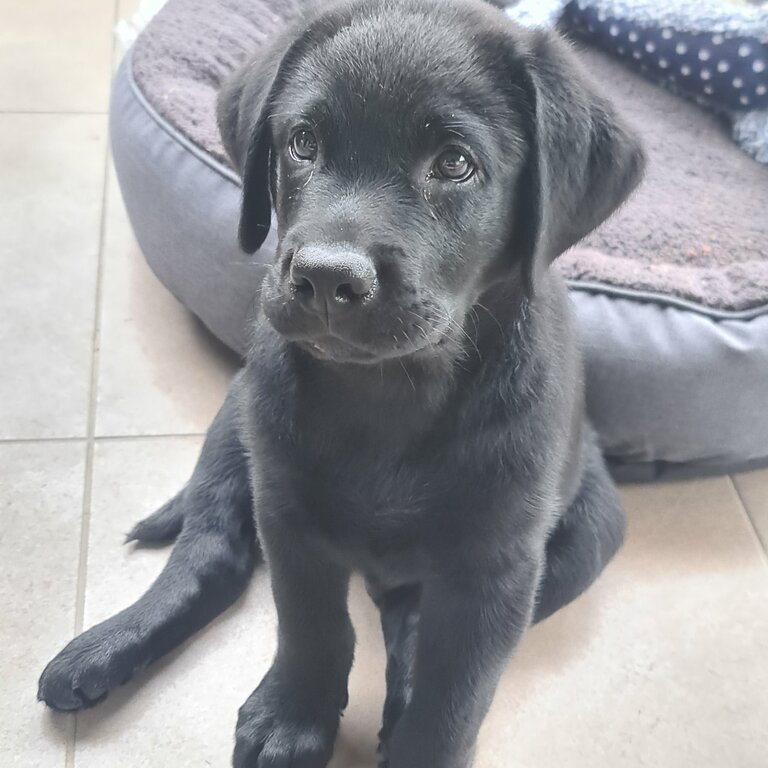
[560,4,768,112]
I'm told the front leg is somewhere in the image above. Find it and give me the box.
[234,512,354,768]
[387,547,541,768]
[366,581,421,767]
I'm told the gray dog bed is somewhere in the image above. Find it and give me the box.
[110,0,768,480]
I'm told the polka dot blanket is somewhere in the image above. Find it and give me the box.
[506,0,768,163]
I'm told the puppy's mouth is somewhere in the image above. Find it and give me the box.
[295,333,438,365]
[299,339,379,363]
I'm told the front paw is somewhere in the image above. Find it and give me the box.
[233,666,346,768]
[38,620,144,711]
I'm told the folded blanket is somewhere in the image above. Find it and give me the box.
[506,0,768,163]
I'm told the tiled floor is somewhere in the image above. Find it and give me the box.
[1,3,767,767]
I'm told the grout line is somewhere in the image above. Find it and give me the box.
[728,475,768,567]
[0,436,86,445]
[67,6,122,766]
[62,717,77,768]
[64,117,110,768]
[0,432,206,445]
[0,110,109,116]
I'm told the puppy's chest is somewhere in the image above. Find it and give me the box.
[294,428,456,570]
[305,437,429,526]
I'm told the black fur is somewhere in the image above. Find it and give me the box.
[39,1,644,765]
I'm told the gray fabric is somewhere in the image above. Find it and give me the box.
[573,288,768,478]
[734,108,768,163]
[111,56,273,354]
[110,54,768,477]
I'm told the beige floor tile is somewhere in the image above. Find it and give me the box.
[481,477,768,768]
[0,0,115,113]
[45,457,768,767]
[0,441,85,768]
[0,114,106,439]
[733,469,768,554]
[120,0,140,14]
[95,169,237,437]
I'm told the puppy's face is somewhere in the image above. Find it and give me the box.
[219,0,644,365]
[262,14,528,364]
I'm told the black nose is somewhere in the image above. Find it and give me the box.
[290,245,377,310]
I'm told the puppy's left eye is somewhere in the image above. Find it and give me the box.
[433,148,475,182]
[289,129,318,161]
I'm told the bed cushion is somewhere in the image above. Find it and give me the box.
[111,0,768,479]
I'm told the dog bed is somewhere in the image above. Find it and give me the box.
[110,0,768,480]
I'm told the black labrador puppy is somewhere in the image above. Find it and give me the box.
[39,0,644,765]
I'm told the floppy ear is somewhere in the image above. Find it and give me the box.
[217,12,329,254]
[514,29,646,293]
[217,56,274,254]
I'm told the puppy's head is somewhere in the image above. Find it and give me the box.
[218,0,644,365]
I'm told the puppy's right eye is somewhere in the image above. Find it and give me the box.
[289,129,318,162]
[433,147,475,182]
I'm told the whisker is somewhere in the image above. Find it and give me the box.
[300,167,315,189]
[431,305,481,361]
[475,302,506,342]
[399,359,416,391]
[452,319,482,361]
[414,323,430,343]
[468,307,480,339]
